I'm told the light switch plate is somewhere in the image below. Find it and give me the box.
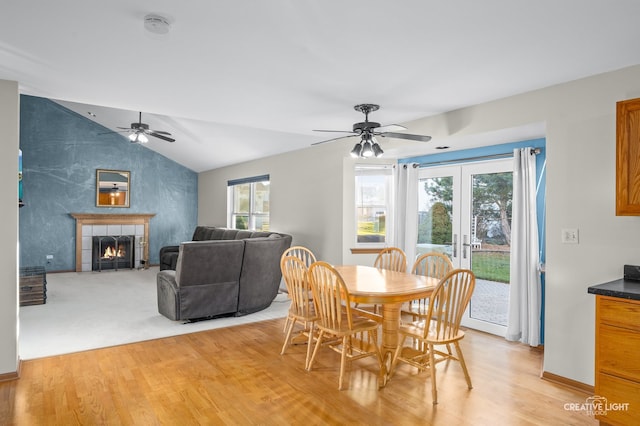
[561,228,579,244]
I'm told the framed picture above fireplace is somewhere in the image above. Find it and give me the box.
[96,169,130,207]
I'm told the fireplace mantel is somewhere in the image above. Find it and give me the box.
[70,213,155,272]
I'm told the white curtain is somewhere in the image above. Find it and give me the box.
[506,148,541,346]
[395,163,419,265]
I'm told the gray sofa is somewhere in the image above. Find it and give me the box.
[156,226,292,321]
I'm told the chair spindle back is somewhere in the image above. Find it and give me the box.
[425,269,475,341]
[280,256,314,318]
[374,247,407,273]
[308,261,353,330]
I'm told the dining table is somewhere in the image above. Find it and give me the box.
[333,264,438,387]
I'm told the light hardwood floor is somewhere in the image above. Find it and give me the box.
[1,318,597,425]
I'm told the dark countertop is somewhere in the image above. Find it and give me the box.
[588,278,640,301]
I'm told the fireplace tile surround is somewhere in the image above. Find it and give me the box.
[70,213,155,272]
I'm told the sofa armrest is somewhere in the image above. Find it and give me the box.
[157,270,179,319]
[160,245,179,256]
[159,245,180,271]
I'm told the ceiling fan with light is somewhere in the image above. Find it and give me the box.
[312,104,431,158]
[117,112,175,143]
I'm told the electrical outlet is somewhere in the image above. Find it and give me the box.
[561,228,579,244]
[46,254,53,260]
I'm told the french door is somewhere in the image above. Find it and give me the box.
[416,159,513,336]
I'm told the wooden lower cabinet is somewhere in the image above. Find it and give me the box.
[595,296,640,425]
[597,373,640,425]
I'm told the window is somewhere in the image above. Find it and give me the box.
[355,165,394,245]
[228,175,270,231]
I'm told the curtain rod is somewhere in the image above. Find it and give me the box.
[413,147,541,168]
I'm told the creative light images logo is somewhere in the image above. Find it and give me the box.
[564,395,630,416]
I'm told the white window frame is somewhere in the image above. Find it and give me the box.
[354,164,395,247]
[227,174,270,231]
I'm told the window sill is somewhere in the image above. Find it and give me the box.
[350,248,385,255]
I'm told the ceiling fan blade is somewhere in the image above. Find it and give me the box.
[100,129,133,136]
[148,129,172,135]
[375,124,407,132]
[149,132,175,143]
[311,134,357,146]
[312,129,356,134]
[117,126,132,130]
[379,131,432,142]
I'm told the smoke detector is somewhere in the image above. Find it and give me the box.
[144,14,171,35]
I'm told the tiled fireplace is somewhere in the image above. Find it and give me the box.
[70,213,155,272]
[92,234,135,271]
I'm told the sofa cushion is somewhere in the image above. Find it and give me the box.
[222,229,241,239]
[191,226,210,241]
[234,230,253,239]
[250,231,273,238]
[208,228,226,240]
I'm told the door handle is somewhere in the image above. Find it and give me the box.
[462,234,469,259]
[453,234,458,258]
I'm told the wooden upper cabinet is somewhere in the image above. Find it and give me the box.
[616,97,640,215]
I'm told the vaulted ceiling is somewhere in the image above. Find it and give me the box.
[3,1,640,172]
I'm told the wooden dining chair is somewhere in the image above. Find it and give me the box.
[374,247,407,273]
[307,261,383,390]
[280,246,317,331]
[402,252,453,321]
[357,247,408,315]
[279,255,318,369]
[390,268,476,404]
[282,246,317,268]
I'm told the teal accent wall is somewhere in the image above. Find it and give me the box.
[19,95,197,271]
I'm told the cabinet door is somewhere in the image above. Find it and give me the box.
[598,324,640,381]
[616,97,640,215]
[596,373,639,425]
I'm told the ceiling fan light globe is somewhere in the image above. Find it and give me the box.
[128,133,137,142]
[372,142,384,158]
[350,143,362,158]
[361,140,374,157]
[138,133,149,143]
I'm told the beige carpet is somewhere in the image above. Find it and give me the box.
[19,267,290,360]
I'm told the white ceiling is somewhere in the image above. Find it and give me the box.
[3,1,640,172]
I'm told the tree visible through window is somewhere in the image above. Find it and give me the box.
[228,175,270,231]
[472,172,512,246]
[418,176,453,245]
[419,170,512,283]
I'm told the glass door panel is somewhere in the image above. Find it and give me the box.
[417,166,459,262]
[417,159,512,336]
[461,161,512,335]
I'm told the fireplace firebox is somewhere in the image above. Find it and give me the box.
[92,235,135,271]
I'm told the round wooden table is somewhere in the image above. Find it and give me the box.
[333,265,438,386]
